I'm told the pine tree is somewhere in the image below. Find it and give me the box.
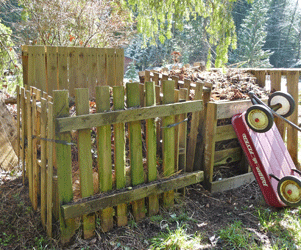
[230,0,273,68]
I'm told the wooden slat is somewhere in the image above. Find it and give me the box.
[187,82,203,171]
[46,99,54,237]
[145,81,159,216]
[209,172,255,193]
[46,46,58,95]
[215,99,267,120]
[286,71,299,166]
[77,49,88,89]
[57,100,203,132]
[97,49,106,86]
[32,92,38,211]
[75,88,95,238]
[16,86,20,173]
[270,71,285,138]
[53,90,76,244]
[178,88,188,172]
[107,49,116,86]
[62,171,204,220]
[215,125,237,142]
[126,82,145,221]
[26,91,33,203]
[88,48,98,97]
[113,86,127,227]
[96,86,114,232]
[115,49,124,86]
[40,98,47,228]
[204,102,217,186]
[21,88,26,184]
[174,89,180,172]
[22,46,29,87]
[214,147,242,166]
[27,46,35,87]
[162,80,175,208]
[68,47,78,97]
[58,47,68,91]
[254,70,266,87]
[34,46,47,92]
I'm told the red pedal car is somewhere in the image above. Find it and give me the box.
[232,91,301,207]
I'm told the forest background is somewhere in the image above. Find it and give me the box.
[0,0,300,88]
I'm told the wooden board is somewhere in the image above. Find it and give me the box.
[62,171,204,220]
[57,100,203,132]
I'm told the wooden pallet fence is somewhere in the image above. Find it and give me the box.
[21,80,203,243]
[18,86,55,237]
[22,46,124,98]
[203,99,263,193]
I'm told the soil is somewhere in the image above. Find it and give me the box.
[0,175,280,249]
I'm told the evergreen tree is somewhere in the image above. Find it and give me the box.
[229,0,273,68]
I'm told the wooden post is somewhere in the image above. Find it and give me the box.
[31,91,38,211]
[113,86,127,227]
[53,90,76,244]
[75,88,95,238]
[96,86,114,232]
[126,82,145,221]
[47,98,54,237]
[270,70,285,138]
[203,103,217,187]
[286,71,299,167]
[145,81,159,216]
[162,80,175,208]
[40,98,47,228]
[187,82,203,172]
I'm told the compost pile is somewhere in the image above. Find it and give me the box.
[158,66,270,101]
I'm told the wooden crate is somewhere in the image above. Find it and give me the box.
[203,99,267,193]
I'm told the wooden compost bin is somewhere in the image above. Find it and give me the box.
[203,99,260,193]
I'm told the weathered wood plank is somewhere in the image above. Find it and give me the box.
[96,86,114,232]
[46,46,58,95]
[126,82,145,221]
[26,90,32,201]
[62,171,204,220]
[75,88,95,239]
[113,86,127,227]
[97,49,106,86]
[77,49,88,89]
[88,48,98,97]
[187,82,203,172]
[162,80,175,208]
[68,47,78,97]
[34,46,47,92]
[204,103,217,187]
[115,49,124,86]
[46,99,54,237]
[57,100,203,132]
[58,47,68,91]
[215,99,267,120]
[107,49,116,86]
[209,172,255,193]
[21,88,26,184]
[40,98,47,228]
[145,81,159,216]
[22,46,29,87]
[53,90,76,244]
[215,125,237,142]
[286,71,299,166]
[214,147,242,166]
[32,92,38,211]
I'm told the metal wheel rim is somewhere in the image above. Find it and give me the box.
[247,109,269,130]
[279,179,301,204]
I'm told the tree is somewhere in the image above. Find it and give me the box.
[125,0,254,67]
[229,0,273,68]
[18,0,135,47]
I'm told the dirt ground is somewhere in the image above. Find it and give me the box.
[0,174,281,250]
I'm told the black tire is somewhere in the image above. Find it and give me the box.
[277,175,301,207]
[245,104,274,133]
[268,91,295,118]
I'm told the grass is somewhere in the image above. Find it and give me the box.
[150,225,202,250]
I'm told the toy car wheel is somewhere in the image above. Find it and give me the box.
[268,91,295,118]
[245,105,274,133]
[277,176,301,207]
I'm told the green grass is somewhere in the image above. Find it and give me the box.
[150,225,202,250]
